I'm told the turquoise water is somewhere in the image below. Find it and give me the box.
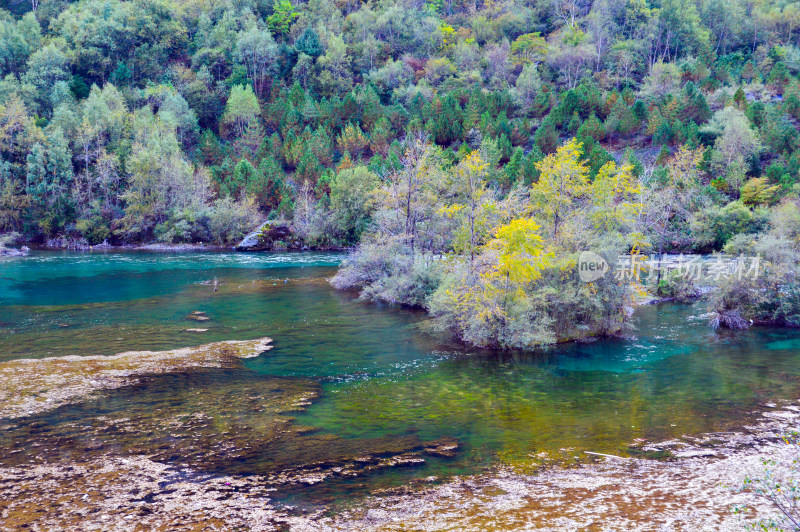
[2,250,800,507]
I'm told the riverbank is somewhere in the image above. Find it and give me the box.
[0,334,797,530]
[15,224,351,253]
[25,241,351,253]
[0,337,461,530]
[35,240,231,252]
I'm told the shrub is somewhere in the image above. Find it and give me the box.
[332,241,442,307]
[690,202,765,252]
[75,217,111,245]
[708,237,800,328]
[652,271,700,302]
[208,197,261,245]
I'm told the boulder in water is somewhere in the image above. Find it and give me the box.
[235,221,295,251]
[236,221,271,251]
[0,245,29,257]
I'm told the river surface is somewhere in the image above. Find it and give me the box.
[2,251,800,509]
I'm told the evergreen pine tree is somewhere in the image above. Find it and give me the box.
[521,147,544,186]
[504,147,524,186]
[295,27,323,58]
[533,118,559,154]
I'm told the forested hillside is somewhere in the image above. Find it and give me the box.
[1,0,799,346]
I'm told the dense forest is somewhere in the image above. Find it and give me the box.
[0,0,799,347]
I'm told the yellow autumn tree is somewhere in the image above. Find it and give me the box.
[428,217,555,349]
[589,161,642,233]
[336,123,368,158]
[529,138,589,240]
[440,152,496,268]
[486,217,554,322]
[488,218,551,286]
[510,32,547,66]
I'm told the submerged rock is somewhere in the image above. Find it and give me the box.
[0,337,273,420]
[0,365,463,530]
[423,437,460,458]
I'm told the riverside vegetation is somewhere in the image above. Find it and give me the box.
[1,0,799,341]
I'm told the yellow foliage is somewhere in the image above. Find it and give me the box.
[445,152,495,262]
[740,177,781,206]
[440,23,456,47]
[486,218,553,285]
[589,161,642,232]
[529,138,589,239]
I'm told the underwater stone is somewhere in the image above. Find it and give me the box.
[0,337,273,419]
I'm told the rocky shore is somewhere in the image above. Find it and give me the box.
[38,238,230,252]
[0,339,461,530]
[0,455,286,531]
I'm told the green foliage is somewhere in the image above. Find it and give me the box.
[576,114,605,151]
[226,158,258,198]
[208,196,261,245]
[605,97,639,137]
[295,27,323,58]
[329,166,379,243]
[267,0,299,37]
[221,85,260,139]
[76,215,110,244]
[710,237,800,328]
[69,75,89,100]
[653,271,700,302]
[25,129,73,235]
[510,33,546,66]
[689,201,764,251]
[533,118,559,154]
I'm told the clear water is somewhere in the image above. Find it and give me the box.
[2,251,800,508]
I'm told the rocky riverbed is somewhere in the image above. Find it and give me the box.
[2,399,796,530]
[1,338,798,531]
[0,340,460,530]
[299,402,800,531]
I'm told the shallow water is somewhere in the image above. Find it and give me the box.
[2,250,800,509]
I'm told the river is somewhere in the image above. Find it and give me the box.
[1,250,800,512]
